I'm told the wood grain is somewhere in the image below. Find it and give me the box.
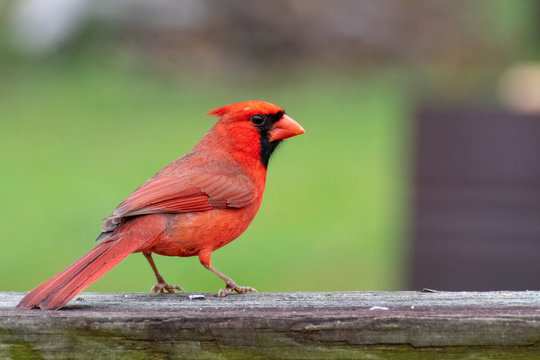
[2,291,540,359]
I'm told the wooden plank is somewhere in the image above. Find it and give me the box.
[2,291,540,359]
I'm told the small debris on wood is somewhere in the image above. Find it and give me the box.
[189,294,206,300]
[369,306,389,311]
[422,288,439,293]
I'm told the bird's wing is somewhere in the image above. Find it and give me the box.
[100,170,256,233]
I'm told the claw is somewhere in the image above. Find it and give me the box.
[217,280,257,297]
[151,282,183,294]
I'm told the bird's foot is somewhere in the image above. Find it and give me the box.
[218,280,257,297]
[151,281,183,294]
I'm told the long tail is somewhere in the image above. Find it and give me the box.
[17,235,142,310]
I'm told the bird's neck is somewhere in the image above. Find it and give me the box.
[194,125,269,181]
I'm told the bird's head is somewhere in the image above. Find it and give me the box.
[208,101,304,167]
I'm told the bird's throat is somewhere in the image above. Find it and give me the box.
[259,135,281,168]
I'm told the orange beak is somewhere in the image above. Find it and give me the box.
[268,114,305,142]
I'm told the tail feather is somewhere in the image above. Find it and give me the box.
[17,235,143,310]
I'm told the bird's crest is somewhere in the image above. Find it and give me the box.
[208,101,283,119]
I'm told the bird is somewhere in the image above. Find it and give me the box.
[17,100,304,310]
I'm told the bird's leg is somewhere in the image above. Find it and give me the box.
[143,253,183,293]
[198,250,257,296]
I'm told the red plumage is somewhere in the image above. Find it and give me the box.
[17,101,304,310]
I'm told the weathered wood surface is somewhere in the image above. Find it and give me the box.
[2,291,540,359]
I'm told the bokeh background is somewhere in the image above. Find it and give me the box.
[2,0,540,293]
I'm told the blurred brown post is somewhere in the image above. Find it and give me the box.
[412,106,540,290]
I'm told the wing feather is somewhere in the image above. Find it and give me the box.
[100,167,256,234]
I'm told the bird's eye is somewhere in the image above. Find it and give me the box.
[251,114,265,125]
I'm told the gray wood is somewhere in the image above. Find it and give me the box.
[2,291,540,359]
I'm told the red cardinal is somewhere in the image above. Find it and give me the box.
[17,101,304,310]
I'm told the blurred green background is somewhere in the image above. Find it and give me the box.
[1,0,538,293]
